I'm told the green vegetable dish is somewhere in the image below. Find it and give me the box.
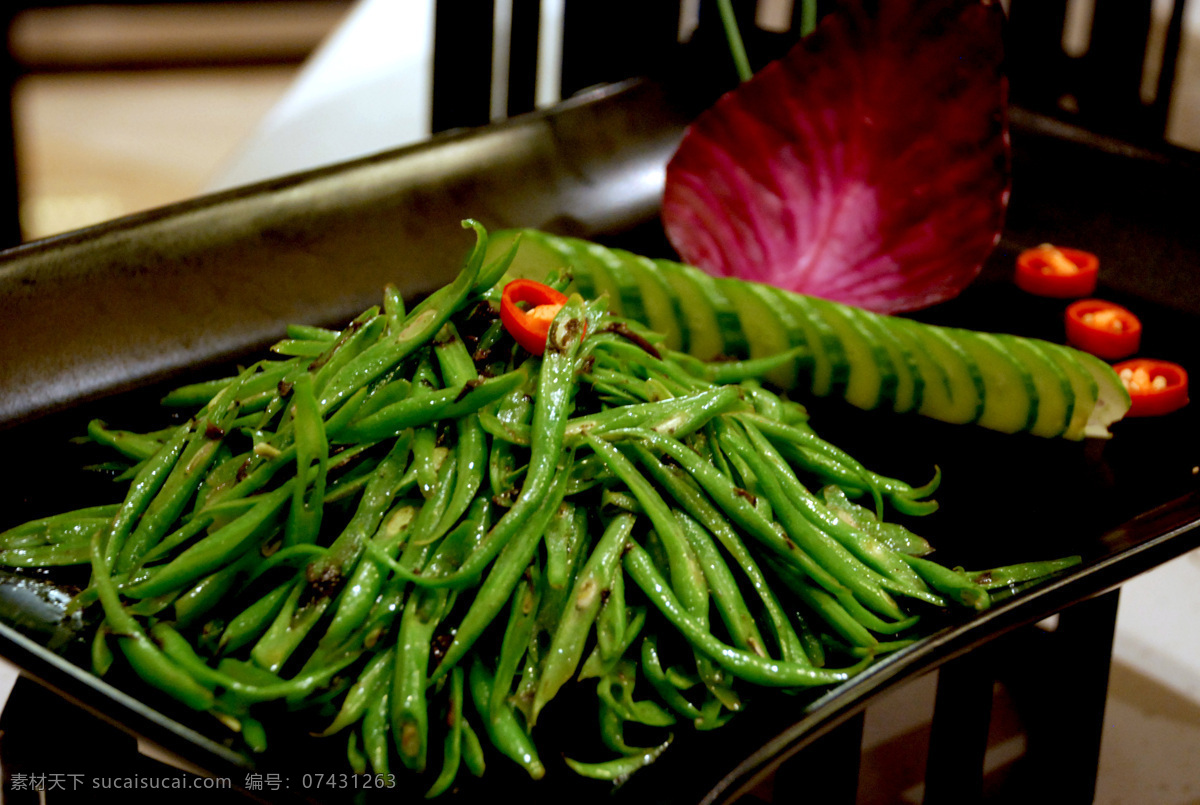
[0,222,1085,794]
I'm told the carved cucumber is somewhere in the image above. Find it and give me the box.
[490,229,1129,440]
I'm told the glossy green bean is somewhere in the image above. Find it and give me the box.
[677,511,769,657]
[284,373,330,547]
[489,559,543,726]
[126,482,291,600]
[334,370,528,445]
[152,621,359,707]
[219,577,296,655]
[392,586,448,772]
[966,556,1082,590]
[900,554,991,610]
[363,686,392,776]
[714,421,909,622]
[564,738,673,781]
[430,465,571,681]
[468,658,544,780]
[116,427,228,573]
[629,444,808,665]
[623,540,865,688]
[101,422,191,569]
[371,301,590,595]
[315,222,488,416]
[640,633,702,720]
[425,665,466,798]
[88,528,215,711]
[86,420,169,461]
[532,511,635,722]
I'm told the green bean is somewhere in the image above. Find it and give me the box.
[607,428,851,620]
[490,559,543,726]
[287,323,340,342]
[629,444,808,665]
[116,427,228,573]
[409,358,443,497]
[219,578,296,655]
[677,511,768,656]
[900,554,990,610]
[346,460,459,660]
[532,511,635,722]
[430,465,571,680]
[819,485,933,557]
[172,549,259,629]
[472,225,522,294]
[392,586,449,772]
[284,373,330,547]
[704,346,811,385]
[623,540,865,688]
[966,556,1082,590]
[426,324,488,539]
[583,435,708,617]
[640,634,702,720]
[101,422,191,569]
[320,646,396,736]
[86,420,169,461]
[256,433,415,669]
[595,547,628,662]
[126,482,291,600]
[346,731,367,775]
[714,421,909,621]
[152,622,359,707]
[91,622,115,677]
[308,310,386,403]
[511,510,593,722]
[766,558,879,649]
[595,658,675,728]
[363,686,392,776]
[0,505,120,547]
[135,513,218,568]
[383,283,407,334]
[425,665,466,799]
[316,221,488,416]
[565,739,673,781]
[0,543,91,566]
[562,386,746,446]
[270,339,329,358]
[734,420,932,593]
[372,301,590,595]
[334,370,528,445]
[545,499,586,590]
[744,413,940,516]
[579,607,646,682]
[461,716,486,778]
[468,658,544,780]
[88,527,215,711]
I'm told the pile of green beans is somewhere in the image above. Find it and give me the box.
[0,221,1079,794]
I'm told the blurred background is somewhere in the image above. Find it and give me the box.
[8,0,1200,241]
[2,1,1200,803]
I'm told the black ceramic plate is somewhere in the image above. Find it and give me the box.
[1,80,1198,804]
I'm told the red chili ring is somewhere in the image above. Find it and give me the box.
[1064,299,1142,360]
[1015,245,1099,298]
[500,278,570,355]
[1113,358,1189,417]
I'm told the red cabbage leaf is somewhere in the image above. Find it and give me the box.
[662,0,1010,313]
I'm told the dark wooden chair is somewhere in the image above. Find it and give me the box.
[1006,0,1191,147]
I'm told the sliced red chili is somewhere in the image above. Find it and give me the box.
[1113,358,1189,417]
[1014,244,1099,297]
[500,279,569,355]
[1065,299,1142,360]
